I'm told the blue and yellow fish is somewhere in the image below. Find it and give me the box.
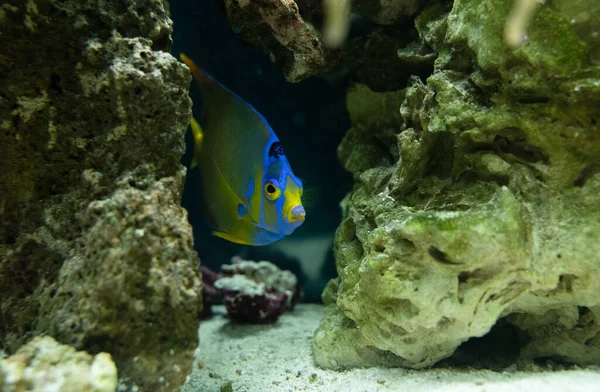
[180,54,305,246]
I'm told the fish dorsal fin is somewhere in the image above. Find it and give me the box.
[180,53,272,140]
[180,53,209,83]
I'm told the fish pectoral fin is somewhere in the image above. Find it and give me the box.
[212,230,252,245]
[211,158,247,209]
[208,158,257,236]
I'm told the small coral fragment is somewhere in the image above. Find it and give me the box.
[207,257,301,323]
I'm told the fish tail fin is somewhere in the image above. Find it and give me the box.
[189,116,203,168]
[180,53,208,83]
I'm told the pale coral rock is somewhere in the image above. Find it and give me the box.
[0,336,117,392]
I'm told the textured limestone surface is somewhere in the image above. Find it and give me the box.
[312,0,600,370]
[0,336,117,392]
[0,0,202,391]
[222,0,339,82]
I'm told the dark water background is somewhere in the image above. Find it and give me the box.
[170,0,353,301]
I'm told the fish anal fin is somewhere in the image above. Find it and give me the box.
[212,230,252,245]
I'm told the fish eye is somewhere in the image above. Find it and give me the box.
[264,180,281,201]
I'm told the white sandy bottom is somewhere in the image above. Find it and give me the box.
[182,304,600,392]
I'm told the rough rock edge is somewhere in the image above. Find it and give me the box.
[312,0,600,370]
[0,1,202,391]
[222,0,340,82]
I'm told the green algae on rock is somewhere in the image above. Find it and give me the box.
[338,84,405,176]
[0,336,117,392]
[0,0,202,390]
[312,0,600,370]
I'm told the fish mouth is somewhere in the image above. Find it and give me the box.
[253,205,305,235]
[287,205,306,223]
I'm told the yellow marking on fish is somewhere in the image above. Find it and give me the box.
[283,175,304,223]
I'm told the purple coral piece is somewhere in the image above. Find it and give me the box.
[220,287,288,324]
[199,257,301,323]
[199,265,222,318]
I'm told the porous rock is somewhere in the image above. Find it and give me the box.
[353,0,428,26]
[0,1,202,391]
[0,336,117,392]
[343,27,436,92]
[222,0,339,82]
[312,0,600,369]
[507,306,600,365]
